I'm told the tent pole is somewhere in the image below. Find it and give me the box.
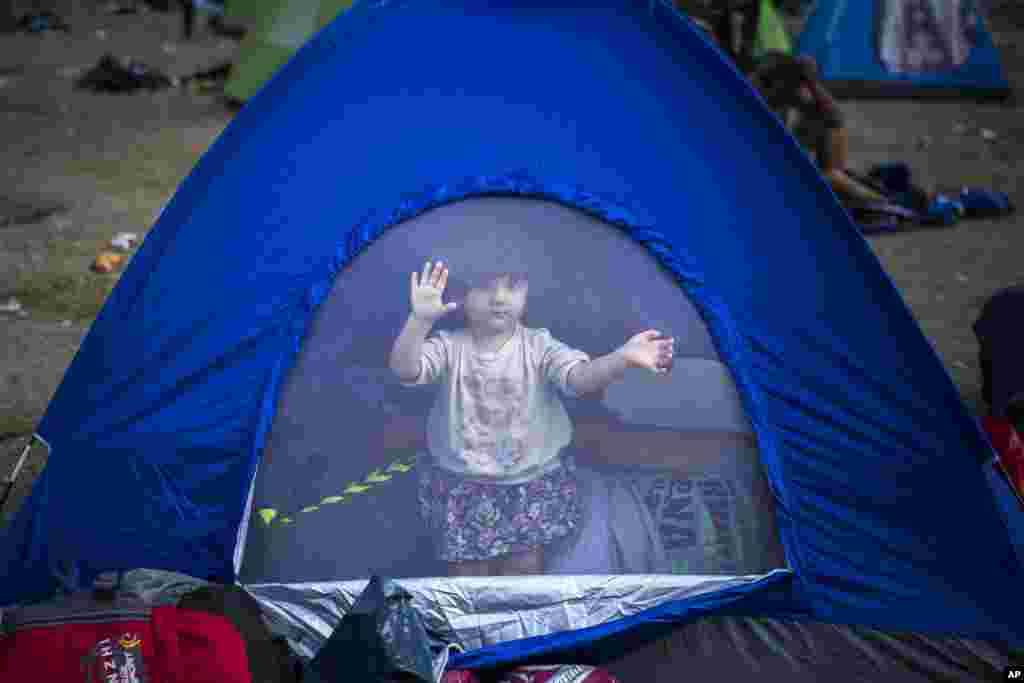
[993,457,1024,510]
[0,436,35,513]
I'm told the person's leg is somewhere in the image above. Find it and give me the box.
[825,169,889,205]
[733,0,761,73]
[492,548,544,576]
[181,0,195,39]
[821,129,887,204]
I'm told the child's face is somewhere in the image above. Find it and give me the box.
[463,275,528,335]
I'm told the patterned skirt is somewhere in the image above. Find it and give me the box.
[418,455,581,563]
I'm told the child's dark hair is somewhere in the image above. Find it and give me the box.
[445,270,528,301]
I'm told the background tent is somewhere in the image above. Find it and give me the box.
[1,0,1022,680]
[796,0,1011,97]
[224,0,286,23]
[753,0,793,60]
[223,0,354,103]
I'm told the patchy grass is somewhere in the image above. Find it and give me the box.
[0,415,36,438]
[64,127,209,199]
[63,127,214,228]
[11,127,220,322]
[12,239,120,321]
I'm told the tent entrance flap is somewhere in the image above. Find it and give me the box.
[239,196,785,583]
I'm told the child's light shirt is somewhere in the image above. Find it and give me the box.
[403,325,589,484]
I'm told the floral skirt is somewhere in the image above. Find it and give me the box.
[418,455,581,563]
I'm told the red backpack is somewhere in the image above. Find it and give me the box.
[0,576,251,683]
[984,416,1024,500]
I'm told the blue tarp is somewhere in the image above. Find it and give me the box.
[796,0,1010,96]
[1,0,1021,662]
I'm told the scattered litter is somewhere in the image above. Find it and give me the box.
[141,0,174,11]
[959,187,1015,218]
[58,66,86,80]
[103,2,139,14]
[95,29,108,40]
[60,320,73,328]
[0,298,23,314]
[110,232,139,251]
[952,122,967,135]
[16,11,70,34]
[76,54,173,93]
[91,251,126,274]
[981,128,998,141]
[0,199,65,227]
[180,62,232,94]
[955,272,969,283]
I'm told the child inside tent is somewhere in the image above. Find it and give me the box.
[389,261,675,577]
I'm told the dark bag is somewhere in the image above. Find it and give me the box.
[306,576,443,683]
[178,584,302,683]
[76,54,173,93]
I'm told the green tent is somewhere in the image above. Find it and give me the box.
[224,0,284,24]
[223,0,354,103]
[752,0,792,60]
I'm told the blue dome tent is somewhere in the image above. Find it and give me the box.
[796,0,1011,98]
[2,1,1022,679]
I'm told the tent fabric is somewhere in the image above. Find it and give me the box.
[223,0,353,102]
[225,0,292,23]
[250,574,1014,678]
[116,568,1018,679]
[604,614,1014,683]
[248,573,794,660]
[1,0,1022,668]
[796,0,1010,97]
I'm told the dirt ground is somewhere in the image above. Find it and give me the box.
[1,2,1023,521]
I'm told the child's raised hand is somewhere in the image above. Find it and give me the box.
[621,330,675,375]
[410,261,458,322]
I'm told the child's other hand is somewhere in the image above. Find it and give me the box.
[410,260,458,322]
[621,330,675,375]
